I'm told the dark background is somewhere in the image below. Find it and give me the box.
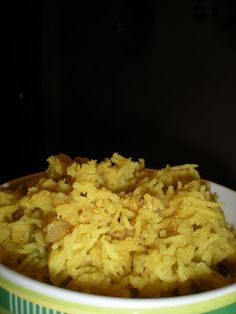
[4,0,236,189]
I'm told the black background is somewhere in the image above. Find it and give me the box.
[4,0,236,189]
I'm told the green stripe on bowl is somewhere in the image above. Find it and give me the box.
[0,288,65,314]
[0,275,236,314]
[1,291,235,314]
[0,287,10,310]
[206,302,236,314]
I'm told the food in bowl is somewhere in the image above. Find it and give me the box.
[0,153,236,299]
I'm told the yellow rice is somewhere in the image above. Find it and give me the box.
[0,153,236,297]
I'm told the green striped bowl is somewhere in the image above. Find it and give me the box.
[0,182,236,314]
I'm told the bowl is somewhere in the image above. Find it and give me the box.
[0,179,236,314]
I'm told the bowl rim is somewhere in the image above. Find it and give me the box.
[1,262,236,309]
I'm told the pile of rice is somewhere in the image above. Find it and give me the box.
[0,153,236,297]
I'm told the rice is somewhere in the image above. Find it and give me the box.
[0,153,236,297]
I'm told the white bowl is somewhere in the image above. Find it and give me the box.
[0,181,236,314]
